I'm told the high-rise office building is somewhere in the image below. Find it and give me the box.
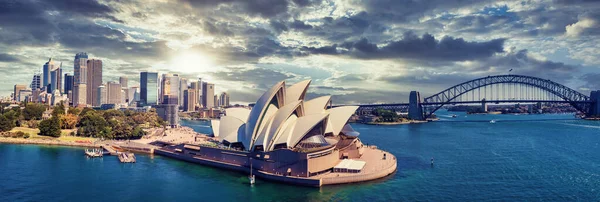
[183,89,197,112]
[87,59,102,106]
[189,81,200,107]
[128,87,139,105]
[30,73,41,90]
[119,77,128,88]
[161,74,180,105]
[73,52,88,107]
[179,78,188,107]
[219,92,230,107]
[13,84,26,101]
[140,72,158,106]
[97,85,106,105]
[42,58,56,88]
[49,66,61,93]
[64,74,74,106]
[202,82,215,108]
[107,81,121,105]
[214,95,219,108]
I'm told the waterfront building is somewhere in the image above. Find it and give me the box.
[128,87,139,105]
[107,81,121,105]
[155,80,396,186]
[219,92,230,107]
[202,82,214,108]
[155,104,179,128]
[86,59,102,106]
[140,72,158,106]
[13,84,26,101]
[184,89,197,112]
[73,52,88,107]
[30,73,41,90]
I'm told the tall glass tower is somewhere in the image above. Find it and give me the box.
[140,72,158,106]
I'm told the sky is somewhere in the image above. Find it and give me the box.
[0,0,599,104]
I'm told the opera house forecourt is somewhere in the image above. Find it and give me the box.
[155,80,397,187]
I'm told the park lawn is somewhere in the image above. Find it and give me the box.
[10,127,96,142]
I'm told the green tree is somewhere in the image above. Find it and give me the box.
[131,126,146,139]
[67,107,81,115]
[103,109,124,120]
[52,102,66,117]
[79,107,95,116]
[38,117,61,137]
[23,103,46,120]
[78,111,108,138]
[0,114,15,132]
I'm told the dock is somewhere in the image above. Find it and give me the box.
[118,152,136,163]
[85,148,103,158]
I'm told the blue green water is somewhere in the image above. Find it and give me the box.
[1,111,599,201]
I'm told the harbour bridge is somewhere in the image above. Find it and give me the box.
[348,75,600,120]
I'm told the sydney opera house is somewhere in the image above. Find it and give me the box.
[155,80,397,186]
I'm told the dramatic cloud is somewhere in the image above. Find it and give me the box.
[0,0,599,103]
[302,32,505,62]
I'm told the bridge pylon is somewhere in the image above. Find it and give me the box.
[481,98,488,112]
[590,90,600,117]
[408,91,424,120]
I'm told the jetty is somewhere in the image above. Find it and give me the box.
[118,152,136,163]
[84,148,103,158]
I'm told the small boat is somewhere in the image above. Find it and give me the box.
[489,120,496,123]
[451,114,457,118]
[249,158,255,185]
[85,148,103,158]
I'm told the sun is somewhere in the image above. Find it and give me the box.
[170,50,214,73]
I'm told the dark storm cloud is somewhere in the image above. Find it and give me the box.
[290,20,313,30]
[180,0,290,18]
[302,32,505,62]
[360,0,494,22]
[0,54,20,62]
[211,67,294,86]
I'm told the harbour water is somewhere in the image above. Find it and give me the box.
[1,111,599,201]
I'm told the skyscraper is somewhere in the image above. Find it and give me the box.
[42,58,56,89]
[214,94,219,108]
[87,59,102,106]
[107,81,121,105]
[97,85,107,105]
[49,65,61,93]
[161,74,180,105]
[140,72,158,106]
[179,78,188,107]
[189,81,200,107]
[202,82,215,108]
[13,84,26,101]
[119,77,128,88]
[30,73,41,90]
[64,74,74,106]
[73,52,88,107]
[183,89,197,112]
[219,92,230,107]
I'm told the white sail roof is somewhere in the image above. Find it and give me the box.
[287,113,330,149]
[263,100,303,150]
[225,108,251,123]
[304,96,331,115]
[219,116,245,143]
[210,119,220,137]
[244,81,285,150]
[325,106,359,136]
[285,80,311,105]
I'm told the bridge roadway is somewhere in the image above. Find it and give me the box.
[338,99,591,108]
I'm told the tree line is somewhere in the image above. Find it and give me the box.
[0,102,165,139]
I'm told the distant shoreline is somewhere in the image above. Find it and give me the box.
[0,137,99,148]
[364,120,428,125]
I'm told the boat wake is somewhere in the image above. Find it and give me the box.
[559,123,600,130]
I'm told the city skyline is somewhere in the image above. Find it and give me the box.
[0,0,599,105]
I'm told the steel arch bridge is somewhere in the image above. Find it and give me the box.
[421,75,592,118]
